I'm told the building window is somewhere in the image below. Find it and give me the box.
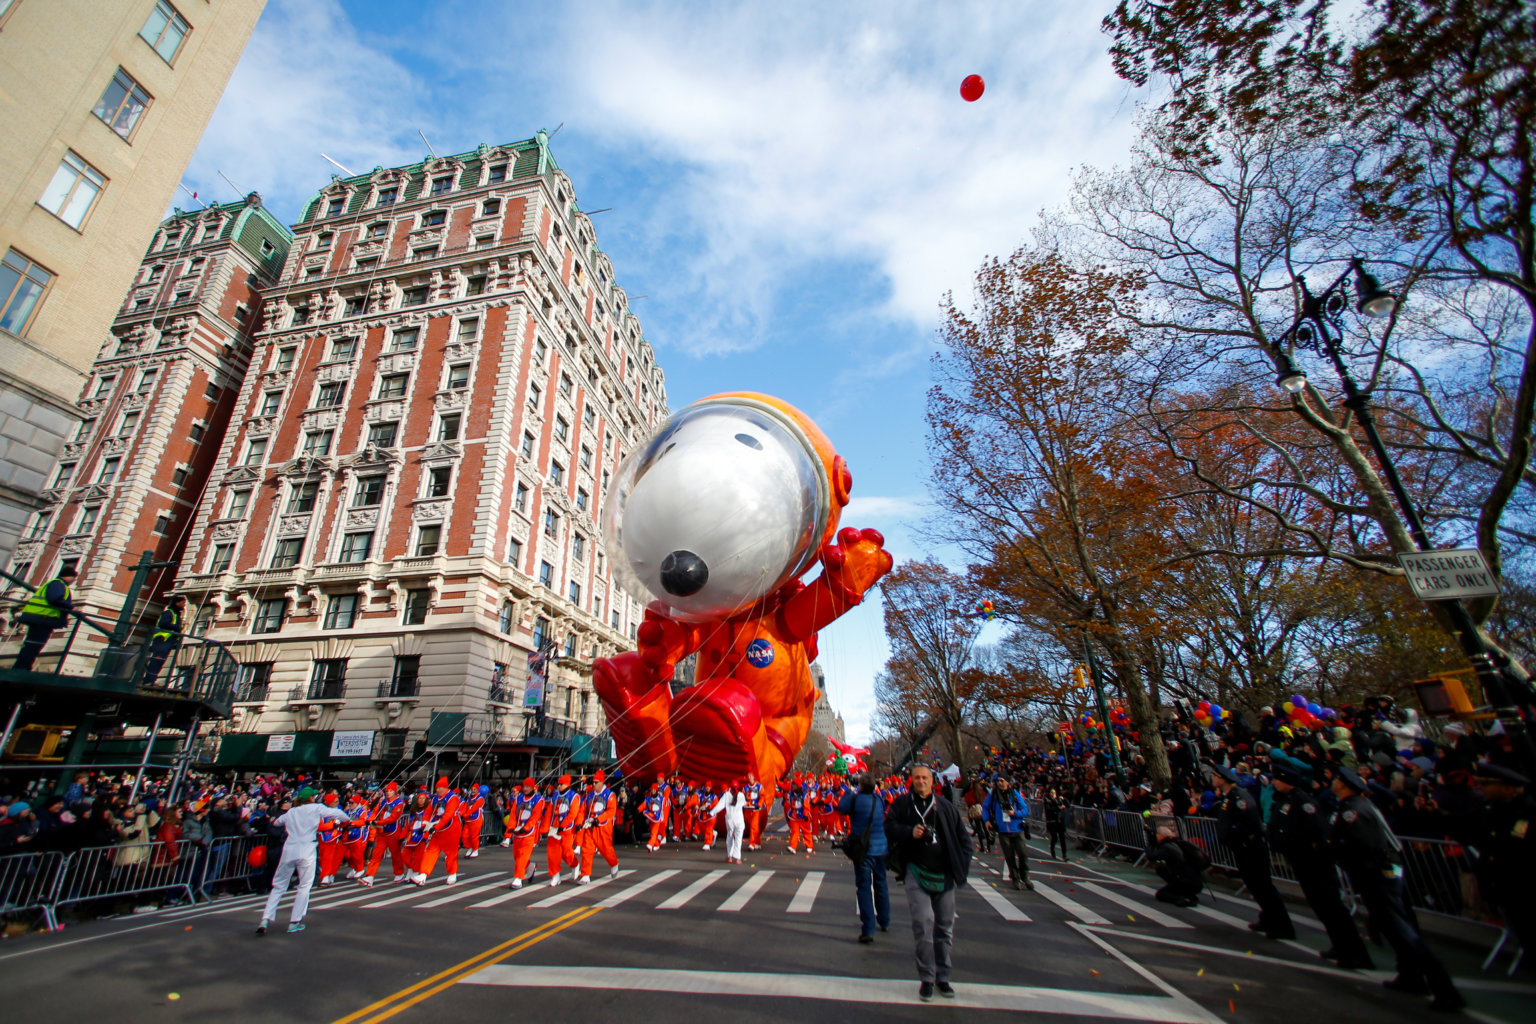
[579,445,592,471]
[140,1,190,64]
[527,383,541,413]
[316,231,334,249]
[498,600,515,633]
[270,538,303,568]
[243,437,267,465]
[378,373,409,399]
[568,581,582,605]
[98,457,121,484]
[487,163,507,184]
[572,534,586,562]
[554,416,569,443]
[514,482,529,513]
[93,68,152,140]
[170,466,188,488]
[455,317,479,344]
[412,246,439,262]
[559,373,574,399]
[259,391,281,416]
[402,286,428,306]
[252,598,285,634]
[39,151,107,229]
[548,461,564,487]
[582,406,596,429]
[23,511,50,541]
[354,257,378,273]
[325,197,345,218]
[415,524,441,557]
[437,413,461,441]
[390,655,421,696]
[344,295,365,316]
[227,488,251,518]
[564,633,578,659]
[75,418,96,442]
[323,594,359,630]
[538,561,554,588]
[339,531,373,562]
[329,337,357,361]
[0,249,54,335]
[445,363,470,390]
[612,610,621,631]
[286,481,319,513]
[93,374,117,398]
[426,466,451,497]
[422,208,447,226]
[308,658,347,700]
[533,615,550,648]
[210,543,234,573]
[474,234,494,250]
[235,662,272,701]
[481,198,501,217]
[508,537,523,568]
[520,432,535,459]
[76,505,100,534]
[152,512,172,535]
[366,422,398,448]
[275,346,296,371]
[367,221,388,238]
[301,429,334,456]
[534,339,548,365]
[234,303,250,325]
[117,411,140,436]
[137,368,158,394]
[402,588,429,625]
[465,275,486,296]
[315,381,345,408]
[543,507,559,537]
[376,186,398,206]
[189,421,206,444]
[353,476,385,507]
[430,176,453,196]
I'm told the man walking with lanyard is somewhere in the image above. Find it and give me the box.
[886,765,972,1002]
[982,776,1033,890]
[258,787,352,935]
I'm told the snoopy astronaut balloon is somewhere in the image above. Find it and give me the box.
[595,392,892,790]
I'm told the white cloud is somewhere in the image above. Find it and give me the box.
[843,495,925,521]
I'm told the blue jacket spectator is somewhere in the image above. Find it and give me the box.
[837,787,888,856]
[982,787,1028,834]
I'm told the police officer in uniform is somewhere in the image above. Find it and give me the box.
[143,594,185,686]
[1470,761,1534,959]
[1330,767,1464,1012]
[1209,764,1294,939]
[1268,759,1372,968]
[12,566,77,670]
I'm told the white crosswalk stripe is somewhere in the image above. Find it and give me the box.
[598,869,679,908]
[718,870,774,912]
[415,875,507,908]
[657,869,729,910]
[1032,880,1111,925]
[972,879,1031,922]
[1078,881,1192,929]
[529,870,635,909]
[787,872,824,913]
[467,881,545,909]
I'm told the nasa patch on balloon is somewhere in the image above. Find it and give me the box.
[745,638,775,668]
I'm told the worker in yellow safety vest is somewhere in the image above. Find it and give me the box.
[143,594,185,686]
[13,566,77,671]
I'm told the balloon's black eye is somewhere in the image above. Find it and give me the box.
[735,433,762,450]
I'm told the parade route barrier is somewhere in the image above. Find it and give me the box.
[50,840,197,913]
[0,851,64,931]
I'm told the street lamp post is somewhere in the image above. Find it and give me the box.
[1268,260,1536,774]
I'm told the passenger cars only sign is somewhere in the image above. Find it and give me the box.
[1396,549,1499,601]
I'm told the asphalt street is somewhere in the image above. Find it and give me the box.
[0,834,1528,1023]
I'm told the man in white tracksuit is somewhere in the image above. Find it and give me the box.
[258,787,353,935]
[709,782,749,864]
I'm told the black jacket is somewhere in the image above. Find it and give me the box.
[885,791,973,888]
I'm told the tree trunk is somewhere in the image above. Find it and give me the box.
[1101,620,1171,790]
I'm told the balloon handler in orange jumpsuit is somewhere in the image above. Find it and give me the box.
[413,777,462,885]
[460,784,487,859]
[316,792,345,885]
[499,778,545,889]
[544,774,581,887]
[643,783,666,851]
[745,773,765,850]
[362,782,406,886]
[593,393,892,812]
[341,791,370,880]
[577,771,621,883]
[400,791,432,878]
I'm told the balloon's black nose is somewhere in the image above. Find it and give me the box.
[659,550,709,596]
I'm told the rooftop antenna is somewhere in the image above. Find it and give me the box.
[418,129,437,158]
[585,207,612,215]
[320,153,355,176]
[217,170,245,198]
[548,122,565,140]
[177,182,209,209]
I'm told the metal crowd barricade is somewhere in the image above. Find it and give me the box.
[0,851,65,930]
[200,835,265,895]
[51,839,196,912]
[1097,808,1154,863]
[1174,814,1238,871]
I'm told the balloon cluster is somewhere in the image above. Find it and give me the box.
[1108,705,1130,730]
[1077,713,1107,732]
[1280,693,1336,731]
[1193,700,1231,728]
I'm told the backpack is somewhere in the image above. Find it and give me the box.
[834,793,874,864]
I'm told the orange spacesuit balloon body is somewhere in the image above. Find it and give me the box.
[594,393,891,808]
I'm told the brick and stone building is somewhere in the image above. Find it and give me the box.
[175,135,668,773]
[4,193,291,664]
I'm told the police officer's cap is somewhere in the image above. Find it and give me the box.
[1473,761,1529,787]
[1334,767,1368,792]
[1271,761,1312,786]
[1207,765,1239,784]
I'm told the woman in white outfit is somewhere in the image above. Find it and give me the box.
[258,788,353,935]
[710,782,749,864]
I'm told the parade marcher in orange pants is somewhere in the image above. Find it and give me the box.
[745,773,765,850]
[578,770,620,882]
[401,791,432,877]
[786,783,814,854]
[362,782,406,886]
[460,784,487,859]
[544,774,581,887]
[500,778,545,889]
[317,792,345,885]
[414,777,462,885]
[699,783,720,850]
[342,792,370,879]
[644,782,666,851]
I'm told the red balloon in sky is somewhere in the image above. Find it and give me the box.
[960,74,985,102]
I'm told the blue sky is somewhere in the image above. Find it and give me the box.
[181,0,1144,742]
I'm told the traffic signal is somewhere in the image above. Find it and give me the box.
[1072,665,1087,690]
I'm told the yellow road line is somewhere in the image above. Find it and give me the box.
[330,906,595,1024]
